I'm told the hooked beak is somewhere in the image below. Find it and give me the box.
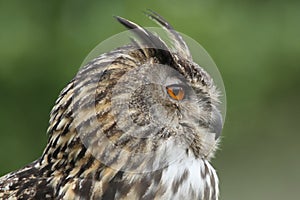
[209,109,223,140]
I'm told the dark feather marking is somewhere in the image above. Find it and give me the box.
[203,182,210,200]
[136,174,152,199]
[172,169,189,194]
[76,146,87,161]
[40,162,52,177]
[145,9,192,60]
[94,164,105,181]
[52,145,61,159]
[115,16,167,50]
[115,16,174,65]
[75,157,94,178]
[203,161,209,179]
[51,133,60,148]
[49,83,74,117]
[34,179,54,199]
[74,179,93,198]
[102,171,124,199]
[60,81,74,97]
[130,38,147,58]
[141,177,167,200]
[61,120,72,136]
[211,171,217,199]
[78,61,115,77]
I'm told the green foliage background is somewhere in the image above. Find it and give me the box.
[0,0,299,199]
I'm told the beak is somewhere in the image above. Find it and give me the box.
[209,109,223,140]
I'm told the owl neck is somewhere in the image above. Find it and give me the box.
[158,157,219,199]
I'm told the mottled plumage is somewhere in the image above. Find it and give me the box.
[0,11,223,200]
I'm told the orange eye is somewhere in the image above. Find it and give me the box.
[166,85,185,101]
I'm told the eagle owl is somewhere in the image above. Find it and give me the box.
[0,11,224,200]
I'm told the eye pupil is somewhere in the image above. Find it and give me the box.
[166,85,185,101]
[172,87,181,96]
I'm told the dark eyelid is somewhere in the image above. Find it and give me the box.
[166,83,186,88]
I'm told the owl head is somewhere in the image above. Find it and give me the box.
[47,11,224,173]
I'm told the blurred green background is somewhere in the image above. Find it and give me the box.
[0,0,299,199]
